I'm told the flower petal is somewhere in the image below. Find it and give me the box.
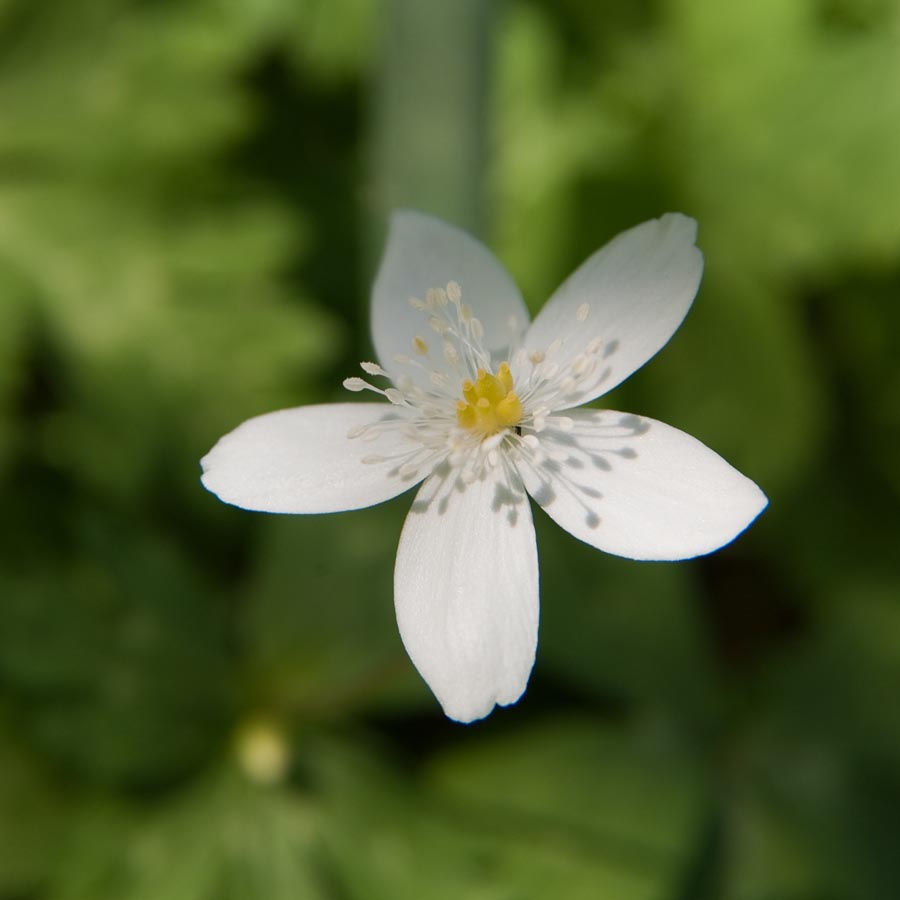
[371,210,530,384]
[394,462,539,722]
[201,403,423,514]
[516,408,767,560]
[519,214,703,407]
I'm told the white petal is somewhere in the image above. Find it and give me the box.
[201,403,423,514]
[394,462,539,722]
[520,214,703,407]
[516,409,767,561]
[371,211,530,384]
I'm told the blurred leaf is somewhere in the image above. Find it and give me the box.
[48,767,324,900]
[491,4,641,304]
[0,518,232,785]
[536,512,720,722]
[0,269,31,471]
[285,0,375,82]
[0,0,253,174]
[425,718,707,899]
[629,270,826,493]
[242,494,429,718]
[0,724,67,895]
[672,0,900,274]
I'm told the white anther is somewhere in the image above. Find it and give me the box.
[430,371,448,387]
[446,281,462,303]
[362,455,385,464]
[522,434,540,449]
[529,351,545,365]
[399,463,419,479]
[360,361,387,377]
[343,377,368,392]
[542,362,559,380]
[408,296,428,311]
[470,318,484,341]
[571,355,589,376]
[547,338,563,356]
[587,337,603,354]
[549,416,574,432]
[576,303,591,322]
[443,341,459,364]
[460,303,473,323]
[384,389,406,405]
[482,432,505,452]
[428,315,449,334]
[426,287,448,308]
[393,353,412,365]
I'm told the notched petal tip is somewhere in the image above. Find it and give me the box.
[658,210,699,243]
[441,687,528,725]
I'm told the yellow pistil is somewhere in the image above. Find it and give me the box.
[455,362,523,436]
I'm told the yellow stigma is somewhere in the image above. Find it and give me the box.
[455,362,523,436]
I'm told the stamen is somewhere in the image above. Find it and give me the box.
[426,287,448,308]
[455,362,524,437]
[446,280,462,303]
[384,388,407,405]
[360,361,387,377]
[576,303,591,322]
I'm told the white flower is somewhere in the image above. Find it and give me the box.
[201,211,767,723]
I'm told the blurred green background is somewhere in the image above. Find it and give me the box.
[2,0,899,897]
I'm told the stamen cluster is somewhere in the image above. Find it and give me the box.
[456,363,523,436]
[340,280,611,486]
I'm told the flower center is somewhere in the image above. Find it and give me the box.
[455,362,523,437]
